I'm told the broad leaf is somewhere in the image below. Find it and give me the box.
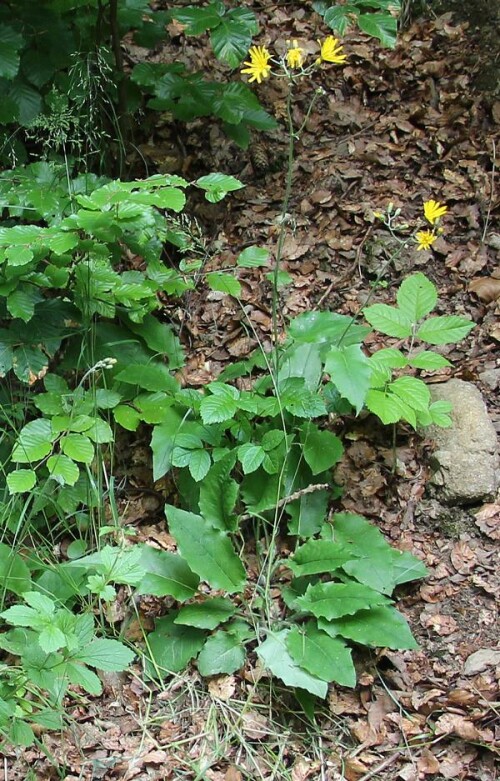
[76,639,135,671]
[197,630,246,676]
[146,613,206,675]
[363,304,412,338]
[397,273,437,322]
[365,389,417,427]
[289,539,353,577]
[257,629,328,698]
[408,350,451,370]
[324,344,372,414]
[300,422,343,475]
[206,272,241,297]
[7,469,36,494]
[319,606,419,649]
[199,452,239,531]
[237,246,269,268]
[416,315,474,345]
[47,454,80,486]
[11,419,54,463]
[175,598,235,630]
[115,363,178,393]
[0,543,31,595]
[358,12,398,48]
[287,624,356,687]
[238,442,265,474]
[389,376,430,412]
[297,581,390,619]
[166,506,246,593]
[137,546,199,601]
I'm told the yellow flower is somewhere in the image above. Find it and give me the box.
[423,200,447,225]
[241,46,272,84]
[317,36,347,65]
[416,230,437,251]
[286,39,305,69]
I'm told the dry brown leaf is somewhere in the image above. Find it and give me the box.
[208,675,236,701]
[474,503,500,539]
[450,540,477,574]
[468,276,500,302]
[421,612,458,635]
[224,768,242,781]
[291,757,313,781]
[417,748,440,775]
[463,648,500,675]
[241,711,269,740]
[434,713,494,743]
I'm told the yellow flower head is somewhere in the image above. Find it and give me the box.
[241,45,272,84]
[286,39,305,69]
[317,36,347,65]
[423,200,447,225]
[416,230,437,251]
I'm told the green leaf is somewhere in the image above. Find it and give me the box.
[206,272,241,297]
[12,345,49,385]
[166,506,246,593]
[186,448,211,482]
[11,419,54,463]
[289,539,353,577]
[287,624,356,687]
[8,79,42,125]
[85,419,114,444]
[38,624,66,654]
[323,5,357,35]
[237,246,270,268]
[7,286,42,322]
[427,399,453,427]
[389,376,430,412]
[76,639,135,671]
[175,597,235,630]
[200,386,239,424]
[115,363,178,393]
[0,24,23,79]
[288,310,369,347]
[280,377,327,418]
[137,546,199,601]
[408,351,451,370]
[297,581,390,619]
[319,606,419,649]
[391,549,428,585]
[287,486,329,538]
[146,613,206,675]
[66,661,102,696]
[365,389,417,426]
[358,12,398,48]
[363,304,412,338]
[416,315,474,345]
[60,434,95,464]
[199,452,238,531]
[114,405,142,431]
[7,469,36,494]
[172,5,222,35]
[238,442,265,474]
[324,344,372,414]
[210,8,258,67]
[0,543,31,595]
[195,173,244,203]
[197,630,246,676]
[397,273,437,322]
[300,422,343,475]
[331,512,396,594]
[47,454,80,486]
[257,629,328,698]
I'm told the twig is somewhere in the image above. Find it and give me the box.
[481,138,496,244]
[356,750,402,781]
[239,483,330,522]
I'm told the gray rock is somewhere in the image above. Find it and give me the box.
[479,367,500,391]
[428,379,499,505]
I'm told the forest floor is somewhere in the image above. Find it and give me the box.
[4,2,499,780]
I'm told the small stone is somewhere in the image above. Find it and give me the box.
[428,380,499,505]
[479,367,500,390]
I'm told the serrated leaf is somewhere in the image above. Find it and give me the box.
[66,661,102,695]
[238,442,265,474]
[197,630,246,676]
[199,452,239,531]
[324,344,372,414]
[289,539,353,577]
[363,303,412,338]
[85,419,113,444]
[166,506,246,593]
[11,419,54,463]
[187,448,211,481]
[287,624,356,687]
[47,454,80,486]
[210,8,258,67]
[147,613,206,675]
[397,273,437,322]
[300,422,343,475]
[206,272,241,297]
[257,629,328,698]
[200,391,238,424]
[0,542,31,595]
[416,315,474,345]
[115,363,178,393]
[137,546,199,601]
[408,351,451,370]
[76,639,135,671]
[38,624,66,653]
[319,606,419,649]
[7,469,36,494]
[389,376,430,412]
[237,246,270,268]
[297,581,389,619]
[365,389,417,426]
[7,286,42,322]
[175,597,235,630]
[60,434,95,464]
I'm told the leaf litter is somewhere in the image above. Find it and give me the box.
[5,1,499,779]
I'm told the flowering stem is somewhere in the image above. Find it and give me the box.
[271,86,295,377]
